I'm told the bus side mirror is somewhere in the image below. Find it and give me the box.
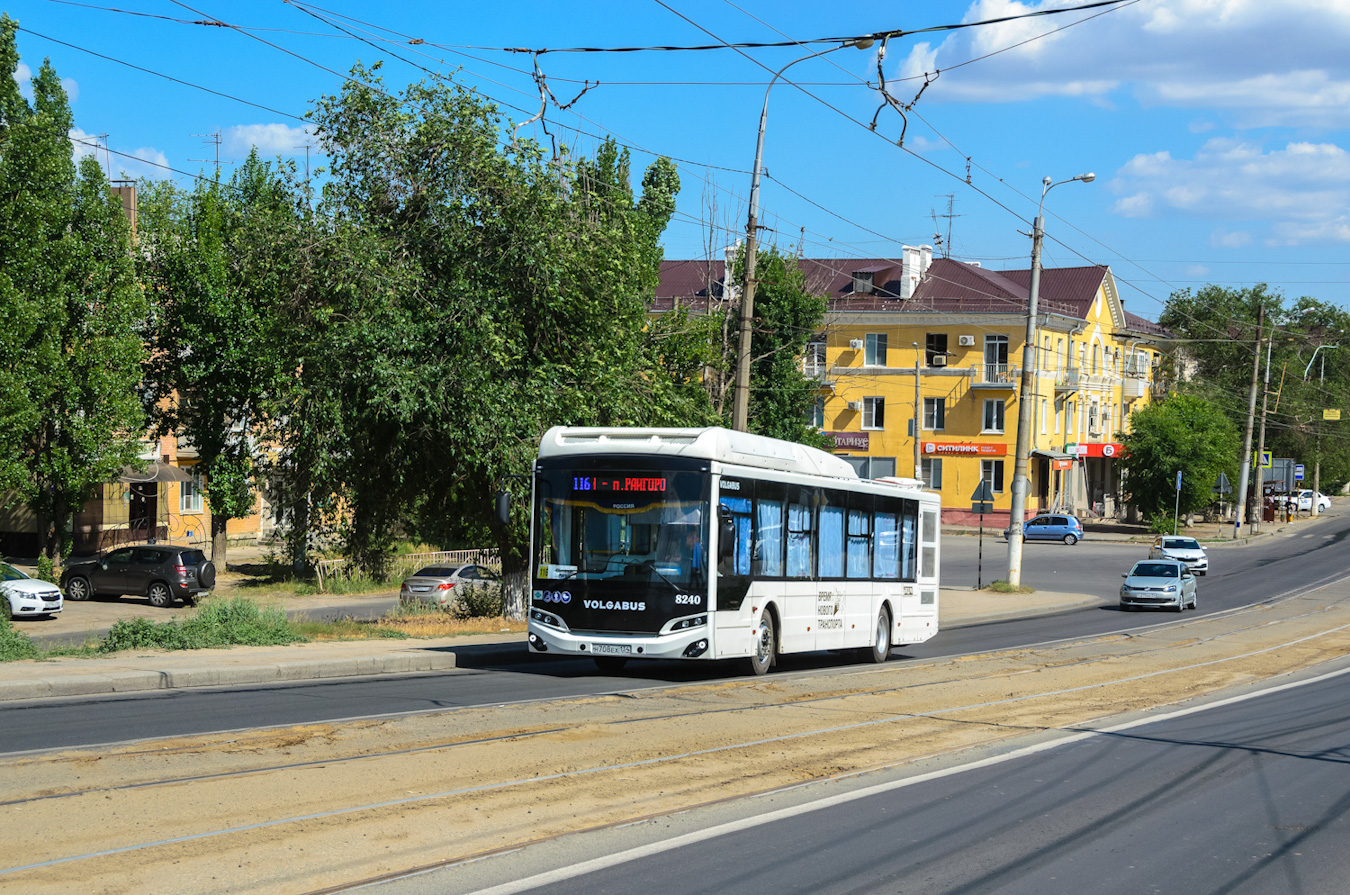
[495,491,510,527]
[718,506,735,561]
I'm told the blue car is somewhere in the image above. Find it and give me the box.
[1004,513,1084,545]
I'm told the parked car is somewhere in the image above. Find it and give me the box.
[2,562,63,620]
[1149,535,1208,575]
[1003,514,1084,545]
[1297,490,1332,513]
[399,563,500,607]
[1120,559,1197,612]
[60,544,216,607]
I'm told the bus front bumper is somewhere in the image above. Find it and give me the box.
[527,624,712,660]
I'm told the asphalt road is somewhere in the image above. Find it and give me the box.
[440,663,1350,895]
[5,511,1349,754]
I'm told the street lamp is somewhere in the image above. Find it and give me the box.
[1304,343,1339,502]
[731,37,874,432]
[1006,171,1094,586]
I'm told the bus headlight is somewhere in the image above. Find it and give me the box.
[671,615,707,631]
[531,608,565,628]
[682,639,709,658]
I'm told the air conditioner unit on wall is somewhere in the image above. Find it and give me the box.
[931,355,948,367]
[847,401,862,411]
[848,339,864,350]
[958,335,975,347]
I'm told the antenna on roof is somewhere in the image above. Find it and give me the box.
[931,194,958,258]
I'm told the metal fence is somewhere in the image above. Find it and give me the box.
[314,548,501,591]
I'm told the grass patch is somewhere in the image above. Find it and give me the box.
[0,615,39,661]
[100,596,306,653]
[987,579,1036,594]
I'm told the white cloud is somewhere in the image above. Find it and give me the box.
[69,128,170,181]
[14,61,31,100]
[223,123,316,157]
[1111,138,1350,243]
[61,77,78,103]
[1210,229,1253,248]
[895,0,1350,129]
[1185,264,1211,277]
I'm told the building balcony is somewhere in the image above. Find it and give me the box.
[1055,367,1082,393]
[971,363,1019,388]
[1122,376,1147,400]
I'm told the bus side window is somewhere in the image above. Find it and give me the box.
[900,503,917,582]
[755,498,784,577]
[847,507,871,578]
[819,502,844,577]
[874,510,899,579]
[786,499,814,579]
[719,497,753,577]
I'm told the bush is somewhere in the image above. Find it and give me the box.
[1148,514,1177,535]
[100,597,305,653]
[452,582,505,620]
[0,615,39,661]
[35,554,55,584]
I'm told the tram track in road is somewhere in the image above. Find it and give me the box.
[8,570,1350,816]
[7,578,1350,893]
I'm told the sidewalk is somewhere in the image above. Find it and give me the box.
[0,587,1101,702]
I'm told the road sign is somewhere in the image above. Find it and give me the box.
[1258,450,1272,469]
[1176,470,1183,492]
[970,481,994,503]
[971,501,994,515]
[1295,464,1305,481]
[1213,472,1232,494]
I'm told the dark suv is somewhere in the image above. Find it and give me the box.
[61,545,217,607]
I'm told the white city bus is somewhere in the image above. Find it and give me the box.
[527,426,941,675]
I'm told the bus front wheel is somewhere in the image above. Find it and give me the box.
[748,612,776,676]
[869,605,892,664]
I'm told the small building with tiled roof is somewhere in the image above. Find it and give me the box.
[656,249,1175,524]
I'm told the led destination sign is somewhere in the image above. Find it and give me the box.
[571,475,669,493]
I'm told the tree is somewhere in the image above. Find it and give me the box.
[266,65,717,605]
[0,16,147,561]
[138,152,303,571]
[738,246,830,446]
[1120,395,1239,525]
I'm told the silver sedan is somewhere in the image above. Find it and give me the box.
[1120,559,1197,612]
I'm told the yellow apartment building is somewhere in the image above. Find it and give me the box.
[657,250,1173,526]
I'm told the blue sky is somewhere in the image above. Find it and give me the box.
[11,0,1350,317]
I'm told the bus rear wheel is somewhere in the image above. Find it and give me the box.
[748,612,776,676]
[869,605,892,663]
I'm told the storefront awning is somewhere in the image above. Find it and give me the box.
[1032,449,1075,460]
[119,460,194,484]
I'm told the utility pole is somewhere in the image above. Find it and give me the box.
[1252,326,1274,532]
[1234,303,1264,539]
[913,343,922,480]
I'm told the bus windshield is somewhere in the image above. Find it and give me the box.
[534,468,708,586]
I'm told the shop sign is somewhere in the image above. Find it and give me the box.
[827,431,869,450]
[1051,458,1073,471]
[1065,442,1126,458]
[922,441,1007,456]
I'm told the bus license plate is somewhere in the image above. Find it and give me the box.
[592,643,632,656]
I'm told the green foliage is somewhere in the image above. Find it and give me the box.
[452,582,505,619]
[0,615,38,661]
[0,16,148,561]
[35,554,54,583]
[1148,514,1178,535]
[99,597,304,653]
[1121,395,1239,519]
[988,580,1035,594]
[1159,285,1350,491]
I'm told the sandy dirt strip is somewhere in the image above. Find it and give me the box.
[4,585,1350,894]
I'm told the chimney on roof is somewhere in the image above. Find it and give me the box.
[900,244,934,300]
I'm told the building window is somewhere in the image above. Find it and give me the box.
[181,471,204,514]
[921,457,943,489]
[807,396,825,429]
[981,459,1005,493]
[984,334,1009,381]
[803,341,827,377]
[925,332,948,367]
[864,333,888,367]
[1089,401,1100,436]
[862,396,885,430]
[853,270,875,294]
[923,397,945,431]
[1040,398,1047,435]
[982,398,1005,433]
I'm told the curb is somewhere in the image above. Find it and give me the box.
[0,650,461,701]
